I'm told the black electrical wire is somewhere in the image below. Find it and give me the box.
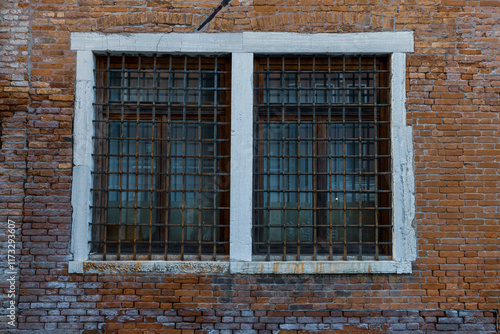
[197,0,231,31]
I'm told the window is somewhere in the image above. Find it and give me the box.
[70,32,415,274]
[91,55,230,260]
[253,56,391,261]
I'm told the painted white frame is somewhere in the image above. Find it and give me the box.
[69,32,415,274]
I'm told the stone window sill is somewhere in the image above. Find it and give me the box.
[68,260,411,275]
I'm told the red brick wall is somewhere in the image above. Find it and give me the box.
[1,0,499,332]
[0,0,30,330]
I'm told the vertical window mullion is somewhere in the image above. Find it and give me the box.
[230,52,253,262]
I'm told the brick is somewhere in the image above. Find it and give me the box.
[436,323,460,331]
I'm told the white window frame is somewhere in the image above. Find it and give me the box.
[69,32,415,275]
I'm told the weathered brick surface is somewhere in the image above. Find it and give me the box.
[0,0,499,332]
[0,0,30,330]
[13,304,499,333]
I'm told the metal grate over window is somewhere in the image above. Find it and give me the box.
[91,54,231,261]
[253,55,392,261]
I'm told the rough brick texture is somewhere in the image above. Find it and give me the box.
[0,0,29,329]
[1,0,499,332]
[11,275,500,333]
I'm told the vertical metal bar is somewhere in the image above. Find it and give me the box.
[265,56,271,261]
[197,55,203,260]
[327,56,333,261]
[148,55,157,260]
[373,55,379,260]
[281,56,286,261]
[132,55,141,260]
[342,56,347,260]
[117,54,126,260]
[181,55,187,260]
[92,64,97,257]
[296,56,301,261]
[92,58,98,257]
[103,54,112,259]
[312,55,317,260]
[213,56,218,260]
[164,55,173,260]
[357,55,363,260]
